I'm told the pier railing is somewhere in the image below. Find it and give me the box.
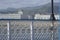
[0,19,60,40]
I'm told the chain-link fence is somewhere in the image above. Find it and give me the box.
[0,20,59,40]
[0,21,8,40]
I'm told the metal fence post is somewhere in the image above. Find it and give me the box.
[7,21,10,40]
[30,21,34,40]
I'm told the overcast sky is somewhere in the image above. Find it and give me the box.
[0,0,59,9]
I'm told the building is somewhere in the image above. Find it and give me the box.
[0,10,23,19]
[34,14,60,20]
[21,15,34,19]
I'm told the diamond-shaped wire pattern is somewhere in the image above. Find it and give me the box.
[0,21,8,40]
[0,21,59,40]
[10,21,31,40]
[33,21,59,40]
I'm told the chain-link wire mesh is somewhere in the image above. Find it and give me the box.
[0,21,8,40]
[0,21,59,40]
[10,21,31,40]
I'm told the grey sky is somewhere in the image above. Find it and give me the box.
[0,0,59,9]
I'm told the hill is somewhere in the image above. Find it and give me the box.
[0,3,60,15]
[21,3,60,15]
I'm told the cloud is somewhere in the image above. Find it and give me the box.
[0,0,59,9]
[54,0,59,2]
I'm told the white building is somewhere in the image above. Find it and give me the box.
[0,10,23,19]
[34,14,60,20]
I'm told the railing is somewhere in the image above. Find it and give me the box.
[0,19,60,40]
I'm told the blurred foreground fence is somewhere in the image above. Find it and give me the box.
[0,19,60,40]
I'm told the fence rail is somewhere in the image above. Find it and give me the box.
[0,20,59,40]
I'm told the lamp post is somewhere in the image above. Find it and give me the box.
[50,11,56,40]
[50,0,56,40]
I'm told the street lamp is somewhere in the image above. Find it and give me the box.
[50,0,56,40]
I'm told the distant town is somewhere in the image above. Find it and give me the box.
[0,10,60,20]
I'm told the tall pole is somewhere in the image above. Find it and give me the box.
[50,0,55,20]
[51,0,53,14]
[50,0,55,40]
[52,0,54,40]
[50,0,57,40]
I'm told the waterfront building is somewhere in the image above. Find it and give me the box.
[0,10,23,19]
[34,14,60,20]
